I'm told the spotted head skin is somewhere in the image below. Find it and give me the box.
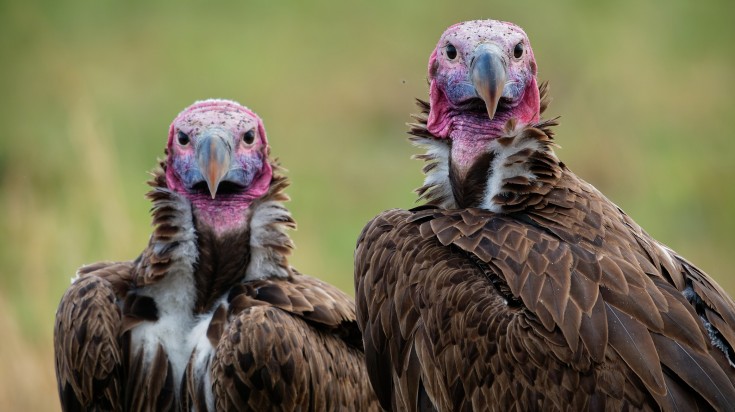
[427,20,540,174]
[165,99,272,233]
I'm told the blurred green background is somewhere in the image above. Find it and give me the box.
[1,0,733,409]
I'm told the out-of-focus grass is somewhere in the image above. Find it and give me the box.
[1,0,733,409]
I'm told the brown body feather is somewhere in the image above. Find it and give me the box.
[355,88,735,411]
[195,273,373,411]
[55,162,379,411]
[55,264,130,412]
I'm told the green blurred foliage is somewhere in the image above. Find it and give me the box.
[0,0,733,408]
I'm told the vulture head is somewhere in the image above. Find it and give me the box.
[427,20,540,174]
[164,99,273,233]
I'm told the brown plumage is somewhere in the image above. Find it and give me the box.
[355,83,735,410]
[197,274,368,410]
[55,100,379,411]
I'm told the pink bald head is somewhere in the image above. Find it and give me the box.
[426,20,540,170]
[165,99,273,233]
[166,99,270,149]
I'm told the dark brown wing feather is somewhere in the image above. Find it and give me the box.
[356,206,735,411]
[227,272,363,348]
[125,343,175,412]
[356,182,735,410]
[207,273,380,411]
[54,262,133,412]
[357,209,608,411]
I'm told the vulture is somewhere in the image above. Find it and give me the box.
[354,20,735,411]
[54,99,380,411]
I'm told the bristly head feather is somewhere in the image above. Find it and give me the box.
[244,161,297,281]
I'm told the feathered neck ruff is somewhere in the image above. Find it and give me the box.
[408,82,564,213]
[136,158,296,311]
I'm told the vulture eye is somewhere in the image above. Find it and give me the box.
[177,131,190,146]
[445,44,457,60]
[243,129,256,145]
[513,42,524,59]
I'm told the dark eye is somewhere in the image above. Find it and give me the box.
[243,129,256,145]
[176,131,190,146]
[513,42,524,59]
[446,44,457,60]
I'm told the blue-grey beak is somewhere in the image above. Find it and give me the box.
[196,130,232,199]
[470,43,507,120]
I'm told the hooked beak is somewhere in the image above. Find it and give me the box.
[470,43,507,120]
[196,131,232,199]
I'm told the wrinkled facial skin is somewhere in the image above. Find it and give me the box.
[431,21,537,113]
[171,125,263,195]
[426,20,541,170]
[164,100,273,232]
[169,108,263,193]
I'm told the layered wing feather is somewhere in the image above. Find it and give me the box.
[356,205,735,411]
[54,262,133,412]
[356,209,613,411]
[183,273,380,412]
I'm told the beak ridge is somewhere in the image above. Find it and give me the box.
[470,44,507,120]
[196,133,232,199]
